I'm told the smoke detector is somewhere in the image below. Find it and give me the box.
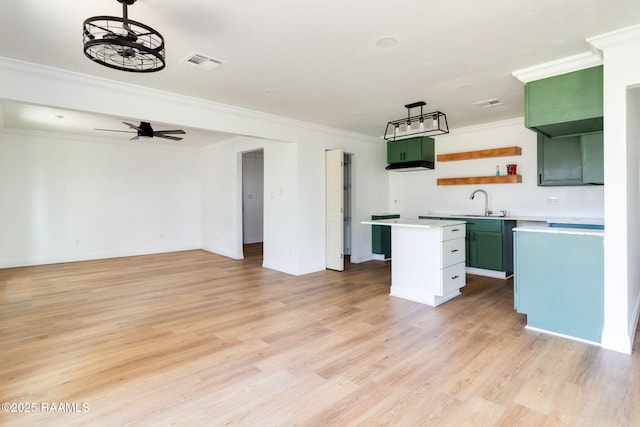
[181,52,224,71]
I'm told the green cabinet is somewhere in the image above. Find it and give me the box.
[371,214,399,259]
[419,216,516,276]
[537,131,603,186]
[525,66,603,138]
[465,218,515,275]
[387,136,434,165]
[469,230,503,271]
[514,229,604,343]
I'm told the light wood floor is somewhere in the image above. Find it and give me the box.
[1,246,639,426]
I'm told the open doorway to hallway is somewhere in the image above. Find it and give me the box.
[242,149,264,260]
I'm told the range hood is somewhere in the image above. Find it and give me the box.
[385,160,434,171]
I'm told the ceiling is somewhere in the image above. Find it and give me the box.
[1,0,639,145]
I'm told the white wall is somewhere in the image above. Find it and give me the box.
[0,58,389,276]
[594,33,640,354]
[0,129,201,268]
[389,118,604,219]
[200,131,388,276]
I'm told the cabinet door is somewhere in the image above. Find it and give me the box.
[537,134,583,186]
[403,138,424,162]
[582,132,604,184]
[469,231,503,271]
[525,66,603,137]
[387,141,405,163]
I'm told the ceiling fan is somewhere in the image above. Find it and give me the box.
[96,121,186,141]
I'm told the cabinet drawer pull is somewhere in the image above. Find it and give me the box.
[451,249,459,253]
[451,228,460,232]
[451,275,459,280]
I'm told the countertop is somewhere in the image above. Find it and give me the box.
[361,218,466,229]
[513,225,604,237]
[423,212,604,226]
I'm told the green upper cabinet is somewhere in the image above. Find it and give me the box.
[386,136,435,166]
[525,66,603,138]
[537,131,603,186]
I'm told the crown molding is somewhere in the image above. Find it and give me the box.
[587,24,640,54]
[512,51,603,83]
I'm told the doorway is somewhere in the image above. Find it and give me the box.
[242,150,264,258]
[325,149,352,271]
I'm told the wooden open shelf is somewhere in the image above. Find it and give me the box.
[437,175,522,186]
[437,146,521,162]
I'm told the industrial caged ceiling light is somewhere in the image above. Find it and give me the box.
[384,101,449,141]
[83,0,165,73]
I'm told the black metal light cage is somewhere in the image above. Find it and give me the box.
[384,101,449,141]
[83,0,165,72]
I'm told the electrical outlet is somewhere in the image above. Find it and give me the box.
[547,196,559,206]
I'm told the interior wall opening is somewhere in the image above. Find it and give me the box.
[242,149,264,259]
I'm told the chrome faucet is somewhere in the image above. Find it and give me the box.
[469,189,489,216]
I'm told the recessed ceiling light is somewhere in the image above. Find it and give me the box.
[351,112,364,117]
[458,84,474,90]
[376,36,398,48]
[55,114,65,120]
[263,88,281,96]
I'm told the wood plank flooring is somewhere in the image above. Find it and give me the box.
[1,245,639,426]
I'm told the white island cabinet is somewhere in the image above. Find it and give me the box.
[361,218,466,306]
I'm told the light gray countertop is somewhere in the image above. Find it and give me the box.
[513,225,604,237]
[423,212,604,225]
[361,218,465,229]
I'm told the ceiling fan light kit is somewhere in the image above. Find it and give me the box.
[384,101,449,141]
[83,0,165,72]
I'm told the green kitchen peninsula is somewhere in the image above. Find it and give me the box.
[514,225,604,344]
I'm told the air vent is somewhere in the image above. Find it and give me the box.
[473,98,503,108]
[181,52,224,71]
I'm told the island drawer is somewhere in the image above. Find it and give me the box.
[442,237,465,267]
[441,224,466,241]
[440,262,466,296]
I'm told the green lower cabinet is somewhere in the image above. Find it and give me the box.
[469,231,503,271]
[371,214,399,258]
[514,229,604,344]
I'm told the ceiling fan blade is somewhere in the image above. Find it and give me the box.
[95,128,136,133]
[130,135,140,140]
[154,130,186,135]
[154,134,183,141]
[123,122,143,131]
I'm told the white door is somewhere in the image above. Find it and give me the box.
[326,149,344,271]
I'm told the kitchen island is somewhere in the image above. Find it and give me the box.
[361,218,466,306]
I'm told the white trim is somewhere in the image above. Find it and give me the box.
[512,51,603,83]
[525,326,602,347]
[587,24,640,54]
[465,267,509,279]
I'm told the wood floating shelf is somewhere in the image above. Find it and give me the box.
[437,175,522,186]
[437,146,521,162]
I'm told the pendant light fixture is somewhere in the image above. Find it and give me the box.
[83,0,165,73]
[384,101,449,141]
